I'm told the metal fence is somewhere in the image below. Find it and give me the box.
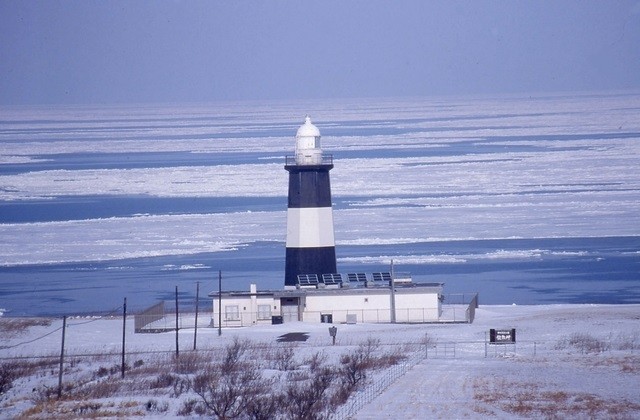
[332,350,424,419]
[440,293,479,323]
[134,301,165,333]
[134,301,213,333]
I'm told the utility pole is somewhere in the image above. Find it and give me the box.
[175,286,179,359]
[121,297,127,378]
[57,315,67,399]
[193,281,199,351]
[218,270,222,336]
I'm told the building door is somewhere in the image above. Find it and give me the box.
[281,297,300,322]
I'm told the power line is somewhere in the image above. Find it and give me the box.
[1,325,63,349]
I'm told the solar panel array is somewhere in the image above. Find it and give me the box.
[297,272,404,288]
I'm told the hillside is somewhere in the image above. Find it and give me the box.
[1,304,639,418]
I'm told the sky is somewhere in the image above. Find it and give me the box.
[1,0,640,105]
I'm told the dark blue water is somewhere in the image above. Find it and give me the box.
[1,237,638,316]
[0,195,286,223]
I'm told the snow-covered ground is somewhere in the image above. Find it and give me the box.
[1,304,639,418]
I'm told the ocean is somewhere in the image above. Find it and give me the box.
[1,93,639,316]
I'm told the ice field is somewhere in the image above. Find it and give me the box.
[1,92,639,315]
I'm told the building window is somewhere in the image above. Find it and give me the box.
[225,305,240,321]
[257,305,272,320]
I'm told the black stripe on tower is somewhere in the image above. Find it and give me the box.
[286,164,334,208]
[285,247,337,286]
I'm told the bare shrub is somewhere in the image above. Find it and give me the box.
[87,380,122,399]
[272,344,297,371]
[94,366,109,378]
[337,338,381,391]
[305,351,328,373]
[149,372,176,389]
[286,369,310,383]
[172,376,191,397]
[0,363,17,395]
[222,336,250,373]
[473,378,640,418]
[614,331,640,350]
[359,337,381,360]
[175,350,207,374]
[192,340,270,419]
[71,401,102,416]
[338,352,367,391]
[375,349,407,368]
[0,318,52,339]
[1,358,58,395]
[246,392,285,420]
[90,362,128,378]
[177,398,203,416]
[568,333,609,354]
[556,332,609,354]
[283,366,335,420]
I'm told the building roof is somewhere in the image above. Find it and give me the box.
[209,282,444,299]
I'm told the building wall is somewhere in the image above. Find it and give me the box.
[212,294,279,328]
[211,287,441,326]
[302,289,441,324]
[395,291,441,322]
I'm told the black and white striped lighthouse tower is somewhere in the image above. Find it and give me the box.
[284,116,337,287]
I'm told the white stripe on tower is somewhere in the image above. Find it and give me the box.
[286,207,335,248]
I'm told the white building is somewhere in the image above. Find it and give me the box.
[211,276,444,327]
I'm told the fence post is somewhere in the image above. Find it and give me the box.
[485,331,489,358]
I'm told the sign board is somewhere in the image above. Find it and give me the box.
[489,328,516,344]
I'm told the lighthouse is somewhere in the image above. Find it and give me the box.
[284,116,337,287]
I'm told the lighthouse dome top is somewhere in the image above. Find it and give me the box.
[296,116,321,138]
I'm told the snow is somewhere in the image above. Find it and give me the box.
[1,304,639,418]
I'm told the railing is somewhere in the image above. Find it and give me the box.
[285,154,333,166]
[207,305,475,327]
[302,308,441,324]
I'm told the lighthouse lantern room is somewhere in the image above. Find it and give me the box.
[295,115,323,165]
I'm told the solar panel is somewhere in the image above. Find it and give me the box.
[297,274,319,286]
[347,273,367,282]
[371,272,392,282]
[322,273,342,285]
